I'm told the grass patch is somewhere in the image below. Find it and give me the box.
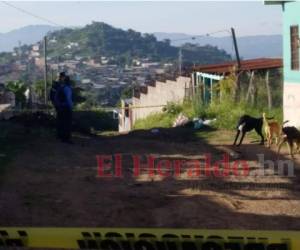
[133,100,283,131]
[134,112,177,130]
[205,102,282,130]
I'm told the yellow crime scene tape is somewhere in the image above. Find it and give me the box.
[0,227,299,249]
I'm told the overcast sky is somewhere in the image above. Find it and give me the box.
[0,1,283,36]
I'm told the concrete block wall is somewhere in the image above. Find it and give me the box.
[132,76,191,124]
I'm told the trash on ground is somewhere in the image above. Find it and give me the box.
[151,128,160,134]
[193,117,217,129]
[203,118,217,125]
[194,118,204,129]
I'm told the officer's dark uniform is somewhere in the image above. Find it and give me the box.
[55,77,73,143]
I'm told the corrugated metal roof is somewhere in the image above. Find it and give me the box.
[190,58,283,75]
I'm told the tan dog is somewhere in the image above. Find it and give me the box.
[262,112,281,147]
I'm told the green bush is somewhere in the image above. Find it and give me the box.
[190,99,283,130]
[6,80,27,108]
[134,112,176,130]
[163,102,183,115]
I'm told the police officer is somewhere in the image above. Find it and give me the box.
[57,75,73,143]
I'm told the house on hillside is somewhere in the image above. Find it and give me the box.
[267,1,300,126]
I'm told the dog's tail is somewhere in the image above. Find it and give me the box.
[282,120,289,125]
[262,112,274,121]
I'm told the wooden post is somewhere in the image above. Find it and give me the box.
[192,72,196,97]
[251,75,257,106]
[246,71,255,105]
[203,76,206,105]
[265,70,272,110]
[199,76,204,105]
[190,72,195,98]
[219,80,222,103]
[220,73,225,102]
[210,78,213,104]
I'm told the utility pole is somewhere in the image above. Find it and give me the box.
[18,40,22,59]
[51,69,54,84]
[231,27,241,69]
[44,36,48,106]
[231,28,241,102]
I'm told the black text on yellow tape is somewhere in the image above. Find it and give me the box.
[0,228,299,249]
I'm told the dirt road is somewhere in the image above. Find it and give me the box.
[1,127,300,229]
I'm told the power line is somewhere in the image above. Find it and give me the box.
[170,29,232,43]
[170,29,237,61]
[1,2,237,62]
[1,1,65,28]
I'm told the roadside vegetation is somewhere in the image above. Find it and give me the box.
[134,69,283,130]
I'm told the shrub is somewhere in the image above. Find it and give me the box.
[134,112,176,130]
[163,102,183,115]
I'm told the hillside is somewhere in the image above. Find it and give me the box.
[0,24,281,62]
[0,22,232,107]
[0,25,59,52]
[154,32,282,59]
[44,22,231,65]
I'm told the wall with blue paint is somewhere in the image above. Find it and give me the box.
[283,1,300,83]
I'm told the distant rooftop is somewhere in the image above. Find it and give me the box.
[190,58,283,75]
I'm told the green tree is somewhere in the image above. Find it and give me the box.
[33,80,46,102]
[6,80,27,108]
[218,71,237,102]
